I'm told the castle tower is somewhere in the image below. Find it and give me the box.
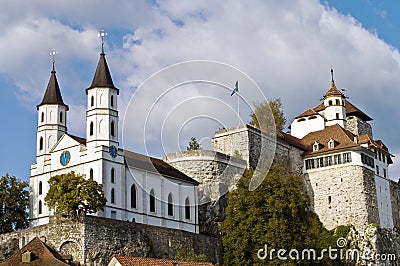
[36,59,68,157]
[86,41,119,149]
[323,69,347,128]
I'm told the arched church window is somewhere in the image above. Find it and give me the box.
[38,200,42,215]
[111,95,114,107]
[150,189,156,213]
[111,121,115,137]
[111,168,115,183]
[41,112,44,122]
[185,197,191,220]
[90,122,94,136]
[131,184,137,209]
[90,168,93,180]
[39,137,44,151]
[91,96,94,107]
[39,181,42,195]
[168,193,173,216]
[111,188,115,204]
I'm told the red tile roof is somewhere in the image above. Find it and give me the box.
[109,256,214,266]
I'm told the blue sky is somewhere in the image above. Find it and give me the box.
[1,0,400,182]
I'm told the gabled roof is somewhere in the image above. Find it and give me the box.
[301,124,358,155]
[0,237,73,266]
[37,70,69,110]
[67,134,87,145]
[295,108,320,119]
[86,53,119,93]
[108,256,214,266]
[124,150,199,185]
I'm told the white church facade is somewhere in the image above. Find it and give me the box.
[30,49,199,233]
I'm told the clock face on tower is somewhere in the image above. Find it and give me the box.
[109,146,117,158]
[60,151,71,166]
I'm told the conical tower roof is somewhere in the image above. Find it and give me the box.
[86,52,119,94]
[37,69,69,110]
[324,68,344,98]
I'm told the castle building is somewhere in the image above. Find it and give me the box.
[30,47,199,233]
[210,70,399,231]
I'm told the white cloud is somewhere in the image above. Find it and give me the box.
[1,0,400,172]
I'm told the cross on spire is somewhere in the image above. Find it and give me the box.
[98,30,108,54]
[50,49,58,71]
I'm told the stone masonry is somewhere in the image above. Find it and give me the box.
[305,165,379,231]
[0,215,222,266]
[346,116,373,137]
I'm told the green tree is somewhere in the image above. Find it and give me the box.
[186,137,202,151]
[45,172,107,216]
[220,164,342,266]
[0,174,29,233]
[249,98,286,137]
[174,249,209,262]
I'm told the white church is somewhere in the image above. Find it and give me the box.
[30,47,199,233]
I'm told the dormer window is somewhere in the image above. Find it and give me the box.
[328,139,335,149]
[313,142,320,151]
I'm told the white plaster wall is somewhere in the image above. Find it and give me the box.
[375,175,394,228]
[290,115,325,139]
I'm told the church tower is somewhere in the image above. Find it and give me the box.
[36,56,68,157]
[323,69,347,128]
[86,35,119,149]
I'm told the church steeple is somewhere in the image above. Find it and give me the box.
[86,31,119,148]
[37,69,69,110]
[86,52,118,92]
[36,51,68,157]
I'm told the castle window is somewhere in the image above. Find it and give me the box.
[328,196,332,205]
[334,154,342,165]
[111,95,114,107]
[317,157,324,168]
[89,168,93,180]
[111,188,115,204]
[111,168,116,183]
[384,168,387,178]
[336,99,340,105]
[131,184,137,209]
[328,100,332,106]
[305,159,315,169]
[312,142,319,151]
[90,122,94,136]
[111,121,115,137]
[185,197,191,220]
[41,112,44,122]
[150,189,156,213]
[336,113,340,119]
[343,152,352,163]
[376,165,380,176]
[39,137,44,151]
[325,156,333,166]
[383,154,386,163]
[309,116,317,120]
[361,153,374,168]
[168,193,174,216]
[91,96,94,107]
[378,151,382,161]
[298,118,306,122]
[39,181,42,195]
[60,112,63,123]
[38,200,42,215]
[328,139,335,149]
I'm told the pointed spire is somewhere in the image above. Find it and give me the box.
[37,52,68,110]
[86,31,118,94]
[324,68,344,98]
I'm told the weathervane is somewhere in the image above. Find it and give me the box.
[331,68,334,83]
[50,49,58,71]
[98,30,108,54]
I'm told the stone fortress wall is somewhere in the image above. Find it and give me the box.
[0,215,222,266]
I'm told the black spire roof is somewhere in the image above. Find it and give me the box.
[37,70,69,110]
[86,52,119,94]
